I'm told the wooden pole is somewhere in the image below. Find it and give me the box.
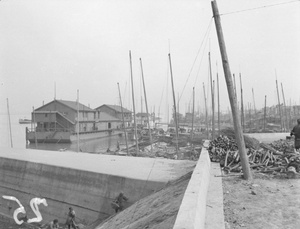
[217,74,220,136]
[33,106,38,148]
[169,53,179,153]
[239,73,245,131]
[275,78,283,131]
[209,52,215,140]
[281,83,289,130]
[203,83,209,139]
[252,88,257,114]
[77,90,80,153]
[264,95,267,131]
[129,51,139,153]
[191,87,195,140]
[117,83,129,155]
[140,58,153,152]
[7,98,13,148]
[211,0,252,180]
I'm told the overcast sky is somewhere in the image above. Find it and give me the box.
[1,0,299,123]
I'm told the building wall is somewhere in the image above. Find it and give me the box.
[96,106,132,125]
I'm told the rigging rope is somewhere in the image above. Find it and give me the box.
[179,18,213,102]
[219,0,299,16]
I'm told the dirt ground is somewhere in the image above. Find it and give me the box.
[223,172,300,229]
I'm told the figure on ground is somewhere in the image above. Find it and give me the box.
[65,207,76,229]
[290,118,300,151]
[111,192,128,213]
[48,219,59,229]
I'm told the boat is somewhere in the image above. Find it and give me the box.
[19,118,32,124]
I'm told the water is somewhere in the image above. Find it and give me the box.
[0,116,133,153]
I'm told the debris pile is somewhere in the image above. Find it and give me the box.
[208,134,300,178]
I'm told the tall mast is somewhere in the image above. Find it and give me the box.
[252,88,257,114]
[129,51,139,153]
[33,106,38,148]
[264,95,267,131]
[217,73,220,136]
[191,87,195,140]
[117,83,129,155]
[77,90,80,153]
[7,98,13,148]
[140,58,153,152]
[168,53,179,153]
[239,73,244,130]
[209,52,215,139]
[212,0,252,180]
[281,83,289,130]
[203,83,209,139]
[275,77,283,131]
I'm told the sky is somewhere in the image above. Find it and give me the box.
[1,0,300,124]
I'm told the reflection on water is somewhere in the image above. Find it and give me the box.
[0,117,133,153]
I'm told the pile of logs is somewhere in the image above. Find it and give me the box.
[208,135,300,177]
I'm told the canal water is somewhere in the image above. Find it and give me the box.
[0,116,133,153]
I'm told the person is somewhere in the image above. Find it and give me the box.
[48,219,59,229]
[113,192,128,213]
[290,118,300,151]
[116,141,120,151]
[66,207,76,229]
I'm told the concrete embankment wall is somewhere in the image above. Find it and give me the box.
[0,148,195,226]
[0,158,164,225]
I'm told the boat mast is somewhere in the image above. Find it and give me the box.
[7,98,13,148]
[117,83,129,155]
[239,73,245,131]
[129,51,139,153]
[281,83,289,130]
[168,53,179,153]
[203,83,209,139]
[32,106,37,148]
[191,87,195,140]
[77,90,80,153]
[140,58,153,152]
[264,95,267,131]
[209,52,215,140]
[275,77,283,131]
[217,73,220,136]
[212,0,252,180]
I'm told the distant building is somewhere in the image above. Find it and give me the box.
[95,104,132,128]
[32,99,95,133]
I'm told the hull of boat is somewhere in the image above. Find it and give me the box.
[26,129,123,143]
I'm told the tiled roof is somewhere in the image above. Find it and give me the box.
[58,100,94,112]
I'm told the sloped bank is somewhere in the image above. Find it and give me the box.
[0,147,195,226]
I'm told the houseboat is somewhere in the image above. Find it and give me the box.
[26,100,132,143]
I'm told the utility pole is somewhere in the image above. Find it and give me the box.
[211,0,252,180]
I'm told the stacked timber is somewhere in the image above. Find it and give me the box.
[208,134,300,178]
